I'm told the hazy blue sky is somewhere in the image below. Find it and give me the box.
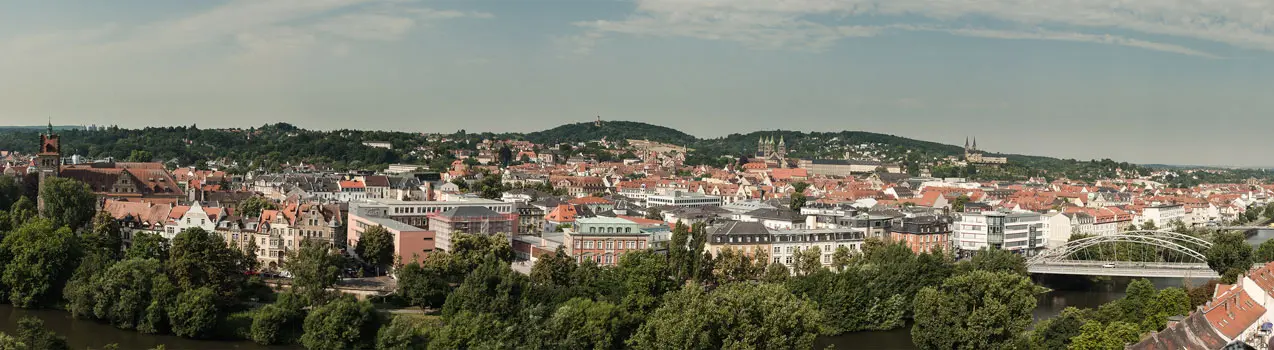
[1,0,1272,166]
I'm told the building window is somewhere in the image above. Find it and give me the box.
[638,241,646,249]
[585,241,593,249]
[575,240,581,249]
[774,247,781,254]
[606,241,614,249]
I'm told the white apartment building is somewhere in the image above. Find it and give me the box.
[1140,204,1185,228]
[351,198,514,229]
[1043,212,1097,249]
[768,228,866,271]
[646,191,722,208]
[163,202,221,240]
[953,211,1046,256]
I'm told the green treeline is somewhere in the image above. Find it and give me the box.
[1028,279,1195,350]
[0,184,1054,350]
[0,123,1171,182]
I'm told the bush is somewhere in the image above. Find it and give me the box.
[214,310,256,340]
[301,297,381,350]
[169,287,219,339]
[250,292,307,345]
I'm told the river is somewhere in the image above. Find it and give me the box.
[5,230,1271,349]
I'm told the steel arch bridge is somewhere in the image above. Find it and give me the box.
[1026,230,1218,278]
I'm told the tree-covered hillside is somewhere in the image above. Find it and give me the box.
[524,121,696,146]
[0,121,1239,183]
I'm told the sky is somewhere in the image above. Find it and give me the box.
[1,0,1273,167]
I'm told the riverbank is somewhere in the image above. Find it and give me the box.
[0,303,437,349]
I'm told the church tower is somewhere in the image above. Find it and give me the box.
[36,123,61,215]
[776,135,786,158]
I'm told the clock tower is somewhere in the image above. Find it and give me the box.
[36,123,60,215]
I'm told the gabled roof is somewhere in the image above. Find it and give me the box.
[1202,283,1266,339]
[363,175,391,187]
[435,206,502,219]
[710,220,771,235]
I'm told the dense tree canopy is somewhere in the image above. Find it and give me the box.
[166,227,250,304]
[169,287,219,339]
[628,283,822,350]
[301,296,382,350]
[2,218,80,307]
[285,239,344,305]
[1207,232,1253,283]
[912,271,1038,350]
[38,177,98,230]
[237,196,276,218]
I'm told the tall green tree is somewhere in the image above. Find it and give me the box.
[762,262,790,283]
[789,192,807,211]
[0,175,22,211]
[2,218,80,307]
[285,239,344,305]
[449,233,515,269]
[1206,232,1253,283]
[792,246,824,276]
[1142,287,1191,332]
[8,196,36,227]
[167,227,249,304]
[1030,307,1090,350]
[250,292,307,345]
[530,246,577,287]
[911,271,1038,350]
[126,232,170,261]
[628,283,822,350]
[1256,239,1274,263]
[39,177,98,230]
[237,197,277,218]
[539,298,622,350]
[168,287,219,339]
[831,245,853,271]
[76,258,168,330]
[301,296,382,350]
[441,259,530,319]
[355,225,395,275]
[951,195,970,212]
[397,260,451,309]
[376,315,429,350]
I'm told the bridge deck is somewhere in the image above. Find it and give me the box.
[1027,262,1218,279]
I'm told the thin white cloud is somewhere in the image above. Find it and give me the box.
[0,0,489,68]
[916,27,1224,59]
[573,0,1261,57]
[316,13,418,41]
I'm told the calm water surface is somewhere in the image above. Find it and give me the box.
[0,306,290,350]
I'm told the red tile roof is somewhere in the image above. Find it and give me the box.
[1202,283,1265,339]
[339,180,365,189]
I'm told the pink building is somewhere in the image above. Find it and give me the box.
[347,211,435,264]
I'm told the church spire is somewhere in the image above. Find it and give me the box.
[973,137,977,151]
[965,137,969,149]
